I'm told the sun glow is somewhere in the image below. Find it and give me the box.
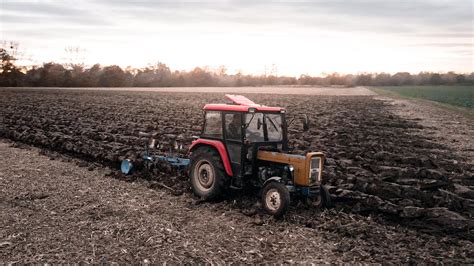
[2,1,472,75]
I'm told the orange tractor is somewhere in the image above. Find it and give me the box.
[122,95,330,217]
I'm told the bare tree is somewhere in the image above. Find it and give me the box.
[216,65,227,76]
[0,41,27,86]
[63,46,86,69]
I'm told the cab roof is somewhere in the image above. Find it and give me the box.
[203,94,285,113]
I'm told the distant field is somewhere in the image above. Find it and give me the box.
[375,86,474,110]
[11,86,376,96]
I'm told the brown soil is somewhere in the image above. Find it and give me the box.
[1,141,473,263]
[18,86,377,96]
[0,87,473,262]
[375,95,474,165]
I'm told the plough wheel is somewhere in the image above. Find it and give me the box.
[306,186,332,208]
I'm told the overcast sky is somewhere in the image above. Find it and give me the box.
[1,0,472,75]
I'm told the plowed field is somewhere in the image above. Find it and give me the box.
[0,88,473,261]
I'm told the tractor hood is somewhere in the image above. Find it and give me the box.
[257,151,325,186]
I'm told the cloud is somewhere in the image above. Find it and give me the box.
[1,0,112,26]
[3,0,470,37]
[84,0,472,33]
[408,43,473,48]
[0,0,472,73]
[2,1,85,16]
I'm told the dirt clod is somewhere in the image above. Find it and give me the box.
[0,88,473,263]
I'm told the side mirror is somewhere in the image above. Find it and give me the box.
[257,117,262,130]
[302,114,310,131]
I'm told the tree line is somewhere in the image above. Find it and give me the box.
[1,48,473,87]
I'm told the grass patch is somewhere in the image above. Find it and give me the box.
[373,85,474,116]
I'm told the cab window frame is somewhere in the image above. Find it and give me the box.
[245,111,284,143]
[224,112,244,142]
[201,111,223,139]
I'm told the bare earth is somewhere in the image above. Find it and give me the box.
[374,96,474,165]
[0,141,337,264]
[0,87,473,263]
[20,86,377,96]
[1,141,473,264]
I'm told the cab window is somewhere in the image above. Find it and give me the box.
[203,111,222,138]
[225,113,242,141]
[266,113,283,141]
[245,113,264,142]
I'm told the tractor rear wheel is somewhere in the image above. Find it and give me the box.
[262,181,290,218]
[190,146,228,200]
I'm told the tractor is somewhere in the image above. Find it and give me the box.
[121,94,331,217]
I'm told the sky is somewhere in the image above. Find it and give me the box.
[1,0,473,76]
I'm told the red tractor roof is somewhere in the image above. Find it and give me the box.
[203,94,285,112]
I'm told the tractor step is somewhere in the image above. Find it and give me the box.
[229,184,243,190]
[230,176,244,190]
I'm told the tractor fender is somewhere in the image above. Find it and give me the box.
[189,139,233,177]
[263,176,283,186]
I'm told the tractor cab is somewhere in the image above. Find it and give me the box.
[199,95,289,179]
[189,95,330,216]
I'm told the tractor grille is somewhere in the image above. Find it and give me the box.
[309,157,321,184]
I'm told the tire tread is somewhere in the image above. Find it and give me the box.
[190,146,228,200]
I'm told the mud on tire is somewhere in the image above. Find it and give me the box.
[189,146,228,200]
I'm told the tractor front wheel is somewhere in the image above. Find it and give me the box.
[261,182,290,218]
[190,147,227,200]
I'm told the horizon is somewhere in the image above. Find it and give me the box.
[1,0,473,76]
[9,60,474,78]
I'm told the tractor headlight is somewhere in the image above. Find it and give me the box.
[309,157,321,184]
[284,164,294,179]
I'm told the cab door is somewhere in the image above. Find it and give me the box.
[223,112,243,177]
